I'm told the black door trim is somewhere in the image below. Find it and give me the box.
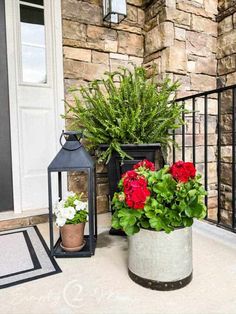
[0,0,14,212]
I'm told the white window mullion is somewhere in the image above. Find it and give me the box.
[19,1,44,10]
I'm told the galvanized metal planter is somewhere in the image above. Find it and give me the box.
[128,227,192,291]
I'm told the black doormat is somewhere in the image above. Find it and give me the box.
[0,226,61,289]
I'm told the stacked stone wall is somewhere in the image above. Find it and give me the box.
[61,0,236,222]
[144,0,218,97]
[216,0,236,225]
[217,0,236,86]
[143,0,218,220]
[62,0,145,213]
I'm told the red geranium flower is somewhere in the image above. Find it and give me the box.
[122,171,150,210]
[121,167,151,210]
[122,170,137,179]
[125,185,150,209]
[170,161,196,183]
[133,159,155,171]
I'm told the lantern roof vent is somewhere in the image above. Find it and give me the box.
[48,131,94,172]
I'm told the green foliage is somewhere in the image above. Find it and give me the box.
[66,210,88,225]
[65,66,185,163]
[65,193,88,224]
[112,166,207,235]
[112,205,142,236]
[54,192,88,226]
[64,193,78,207]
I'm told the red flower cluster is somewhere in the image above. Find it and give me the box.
[133,159,155,171]
[170,161,196,183]
[123,170,150,210]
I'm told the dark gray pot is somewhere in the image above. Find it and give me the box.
[100,143,164,207]
[100,143,165,235]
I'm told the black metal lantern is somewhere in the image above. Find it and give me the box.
[48,131,97,257]
[103,0,127,24]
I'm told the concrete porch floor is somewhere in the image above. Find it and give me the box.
[1,213,236,314]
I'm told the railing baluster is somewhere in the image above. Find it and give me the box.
[182,101,185,162]
[174,84,236,103]
[232,88,236,229]
[204,95,208,213]
[192,97,196,165]
[174,84,236,233]
[172,130,176,164]
[217,92,221,225]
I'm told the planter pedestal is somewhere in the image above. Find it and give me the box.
[128,227,192,290]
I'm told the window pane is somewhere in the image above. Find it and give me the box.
[20,5,47,84]
[21,0,44,5]
[22,45,47,83]
[21,20,45,46]
[20,5,44,27]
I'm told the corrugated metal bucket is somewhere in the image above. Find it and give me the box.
[128,227,192,290]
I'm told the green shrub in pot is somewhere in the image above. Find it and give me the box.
[65,66,185,163]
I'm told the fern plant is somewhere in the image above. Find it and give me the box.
[65,66,185,163]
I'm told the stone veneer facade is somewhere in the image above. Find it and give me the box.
[143,0,218,222]
[61,0,236,223]
[216,0,236,225]
[62,0,145,213]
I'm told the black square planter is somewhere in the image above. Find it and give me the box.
[100,144,165,235]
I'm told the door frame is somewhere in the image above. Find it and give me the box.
[5,0,65,213]
[0,0,14,212]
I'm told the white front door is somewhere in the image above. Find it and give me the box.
[5,0,64,213]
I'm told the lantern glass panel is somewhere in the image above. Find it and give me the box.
[111,0,126,15]
[103,0,127,24]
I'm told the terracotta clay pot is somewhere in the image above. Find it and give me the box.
[60,223,85,252]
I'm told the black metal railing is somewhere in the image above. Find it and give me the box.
[173,84,236,232]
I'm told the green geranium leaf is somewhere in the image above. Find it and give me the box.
[145,210,156,219]
[144,204,152,212]
[149,217,163,231]
[140,219,150,229]
[185,207,193,218]
[124,224,139,236]
[188,189,197,197]
[111,215,121,230]
[183,217,193,227]
[120,215,136,228]
[151,198,158,208]
[192,203,205,218]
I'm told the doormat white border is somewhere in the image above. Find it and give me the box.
[0,226,61,289]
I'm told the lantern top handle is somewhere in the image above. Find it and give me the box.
[60,130,83,151]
